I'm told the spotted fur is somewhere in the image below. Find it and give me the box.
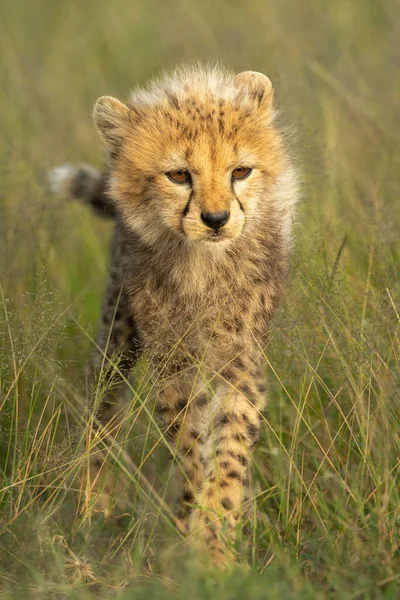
[50,64,299,567]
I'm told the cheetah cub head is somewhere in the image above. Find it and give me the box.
[93,66,288,248]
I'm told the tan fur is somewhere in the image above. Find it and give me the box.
[53,64,299,567]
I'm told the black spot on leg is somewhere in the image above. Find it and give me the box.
[221,369,234,382]
[176,399,187,411]
[206,532,218,544]
[176,509,187,521]
[221,497,233,510]
[186,469,195,482]
[258,382,267,395]
[238,454,248,466]
[182,445,193,456]
[233,357,245,370]
[227,450,248,467]
[196,395,207,408]
[239,383,252,398]
[218,413,230,426]
[233,316,243,334]
[183,490,194,503]
[247,422,260,441]
[227,470,241,481]
[167,422,180,439]
[190,429,200,441]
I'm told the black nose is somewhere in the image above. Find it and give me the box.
[201,211,230,230]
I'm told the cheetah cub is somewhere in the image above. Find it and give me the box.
[50,65,299,567]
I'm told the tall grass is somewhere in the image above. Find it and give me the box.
[0,0,399,597]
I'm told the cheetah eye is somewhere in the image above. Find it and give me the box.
[232,167,252,181]
[166,170,192,185]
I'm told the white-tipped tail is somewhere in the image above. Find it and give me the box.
[48,163,80,196]
[47,163,115,218]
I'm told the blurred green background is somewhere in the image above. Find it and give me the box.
[0,0,399,598]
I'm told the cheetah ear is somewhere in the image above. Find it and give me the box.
[93,96,131,146]
[233,71,273,111]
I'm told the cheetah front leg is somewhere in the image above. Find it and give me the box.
[189,356,266,567]
[157,377,207,533]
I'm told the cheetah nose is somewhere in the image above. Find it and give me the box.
[201,211,230,230]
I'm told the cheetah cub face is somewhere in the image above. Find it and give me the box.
[93,69,286,247]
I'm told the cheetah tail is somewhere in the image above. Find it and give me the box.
[48,163,116,219]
